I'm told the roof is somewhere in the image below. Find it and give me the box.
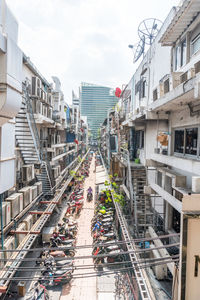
[160,0,200,46]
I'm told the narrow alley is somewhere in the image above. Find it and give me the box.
[61,156,97,300]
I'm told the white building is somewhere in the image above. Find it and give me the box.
[100,1,200,298]
[0,0,22,194]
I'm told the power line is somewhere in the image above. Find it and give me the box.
[0,237,180,253]
[0,254,179,272]
[0,259,180,282]
[0,242,179,262]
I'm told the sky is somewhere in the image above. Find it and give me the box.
[6,0,180,104]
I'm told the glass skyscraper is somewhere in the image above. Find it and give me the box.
[80,82,118,139]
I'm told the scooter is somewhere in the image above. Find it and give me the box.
[39,266,73,286]
[50,237,76,257]
[87,192,93,202]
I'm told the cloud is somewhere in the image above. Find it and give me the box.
[6,0,180,103]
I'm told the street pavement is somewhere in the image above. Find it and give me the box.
[60,156,97,300]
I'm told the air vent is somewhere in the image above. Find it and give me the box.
[180,71,188,83]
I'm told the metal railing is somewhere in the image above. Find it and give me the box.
[99,150,152,300]
[119,148,138,232]
[23,82,42,163]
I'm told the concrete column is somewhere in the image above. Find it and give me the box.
[164,202,173,231]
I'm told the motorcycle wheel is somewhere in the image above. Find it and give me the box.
[65,250,75,257]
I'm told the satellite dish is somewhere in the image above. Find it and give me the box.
[138,18,162,45]
[133,35,145,63]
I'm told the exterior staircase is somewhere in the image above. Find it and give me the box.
[120,148,153,237]
[16,83,53,195]
[15,98,40,164]
[131,168,153,237]
[37,162,53,195]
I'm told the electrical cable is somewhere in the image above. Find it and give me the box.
[0,237,180,253]
[0,259,180,282]
[0,242,179,262]
[0,254,179,272]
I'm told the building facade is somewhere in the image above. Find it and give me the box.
[100,1,200,299]
[80,82,118,140]
[0,0,89,292]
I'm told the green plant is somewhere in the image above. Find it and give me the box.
[70,170,76,177]
[104,180,109,186]
[111,181,119,190]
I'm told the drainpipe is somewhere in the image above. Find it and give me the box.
[0,194,4,250]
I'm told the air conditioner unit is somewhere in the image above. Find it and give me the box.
[55,177,60,186]
[22,165,34,182]
[19,187,32,207]
[36,100,42,114]
[180,71,188,83]
[15,193,23,212]
[172,72,183,88]
[6,194,20,218]
[42,227,55,243]
[194,61,200,74]
[0,202,11,228]
[159,83,164,98]
[32,99,37,113]
[139,106,145,114]
[48,107,53,119]
[16,222,26,245]
[44,91,47,102]
[188,68,195,79]
[34,181,42,195]
[22,215,33,231]
[57,135,61,144]
[52,168,58,179]
[57,165,61,175]
[48,94,52,106]
[3,237,15,260]
[31,76,41,98]
[31,185,38,200]
[43,105,47,117]
[51,133,56,144]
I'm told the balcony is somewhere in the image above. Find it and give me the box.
[148,72,200,114]
[34,113,54,125]
[150,153,200,176]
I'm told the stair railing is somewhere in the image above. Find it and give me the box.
[23,82,54,194]
[44,152,54,190]
[23,82,42,163]
[120,147,138,233]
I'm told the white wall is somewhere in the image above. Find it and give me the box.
[0,122,15,193]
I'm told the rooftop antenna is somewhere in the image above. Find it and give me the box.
[138,18,163,45]
[128,18,163,63]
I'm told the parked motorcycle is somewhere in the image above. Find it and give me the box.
[39,266,73,286]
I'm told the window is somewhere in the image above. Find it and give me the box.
[174,39,187,70]
[185,128,198,155]
[142,80,146,98]
[175,44,181,70]
[181,39,186,66]
[174,129,184,153]
[135,130,144,149]
[164,78,170,94]
[174,127,199,157]
[153,89,158,101]
[191,34,200,55]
